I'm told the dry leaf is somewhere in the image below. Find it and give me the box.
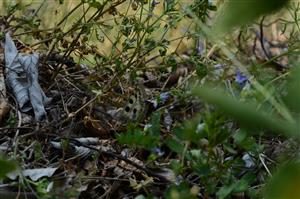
[4,33,50,121]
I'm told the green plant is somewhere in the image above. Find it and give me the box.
[0,156,17,179]
[1,0,299,198]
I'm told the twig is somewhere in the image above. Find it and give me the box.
[68,93,100,118]
[259,16,271,59]
[12,110,22,157]
[44,133,171,182]
[76,141,171,182]
[0,126,33,131]
[259,153,272,177]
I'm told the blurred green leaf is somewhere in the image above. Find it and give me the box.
[173,119,204,144]
[170,160,184,174]
[117,112,162,149]
[204,112,230,147]
[214,0,290,33]
[217,173,255,199]
[165,182,198,199]
[265,162,300,199]
[192,86,297,137]
[285,65,300,115]
[217,184,234,199]
[117,126,158,149]
[233,130,261,152]
[0,156,17,179]
[147,112,161,137]
[165,138,184,154]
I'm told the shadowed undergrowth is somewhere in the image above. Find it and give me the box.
[0,0,299,199]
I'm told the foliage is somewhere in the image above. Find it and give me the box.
[0,156,17,179]
[0,0,300,198]
[214,0,291,33]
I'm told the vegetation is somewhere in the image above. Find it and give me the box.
[0,0,299,198]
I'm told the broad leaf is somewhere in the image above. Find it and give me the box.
[4,33,51,121]
[265,162,300,199]
[0,157,17,179]
[285,65,300,115]
[193,86,297,137]
[165,138,184,154]
[7,167,58,181]
[214,0,290,33]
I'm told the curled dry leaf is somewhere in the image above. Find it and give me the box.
[0,61,9,124]
[74,137,100,145]
[50,141,92,158]
[4,33,50,121]
[83,116,110,136]
[0,101,9,124]
[129,174,154,191]
[151,168,176,183]
[7,167,58,181]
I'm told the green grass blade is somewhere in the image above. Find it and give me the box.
[193,86,297,137]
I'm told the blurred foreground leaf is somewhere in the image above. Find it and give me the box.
[192,86,297,137]
[0,156,17,179]
[214,0,290,33]
[265,162,300,199]
[285,65,300,115]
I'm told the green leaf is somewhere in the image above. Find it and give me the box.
[232,178,249,193]
[216,184,234,199]
[165,182,198,199]
[217,173,255,199]
[147,112,161,137]
[265,162,300,199]
[0,156,17,179]
[192,86,297,137]
[233,130,260,152]
[117,127,158,149]
[87,0,102,8]
[285,65,300,115]
[173,118,204,144]
[165,138,184,154]
[214,0,290,33]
